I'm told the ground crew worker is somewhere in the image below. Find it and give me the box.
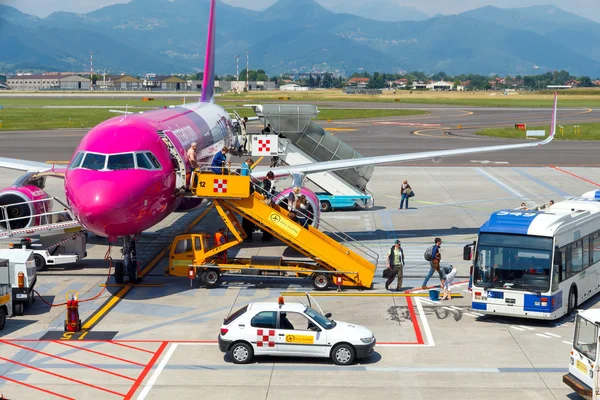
[422,238,442,289]
[214,228,227,262]
[240,117,249,153]
[385,240,405,291]
[241,158,253,176]
[211,147,229,174]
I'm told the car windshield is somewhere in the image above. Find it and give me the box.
[575,315,598,361]
[305,307,336,330]
[107,153,135,171]
[474,233,553,292]
[81,153,106,170]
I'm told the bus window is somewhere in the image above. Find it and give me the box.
[592,232,600,265]
[583,236,591,269]
[572,240,584,274]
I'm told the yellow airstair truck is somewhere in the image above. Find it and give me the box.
[167,170,377,290]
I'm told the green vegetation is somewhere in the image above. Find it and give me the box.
[0,105,426,131]
[475,123,600,140]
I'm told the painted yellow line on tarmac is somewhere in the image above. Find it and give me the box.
[82,285,131,330]
[44,160,69,164]
[326,128,357,132]
[82,203,215,330]
[280,292,463,298]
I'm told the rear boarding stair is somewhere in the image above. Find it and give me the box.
[168,170,378,290]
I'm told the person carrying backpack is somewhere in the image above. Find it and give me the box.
[385,240,405,291]
[422,237,442,289]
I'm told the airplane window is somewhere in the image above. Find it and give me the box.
[136,153,153,170]
[69,152,85,170]
[146,152,161,169]
[81,153,107,171]
[107,153,135,171]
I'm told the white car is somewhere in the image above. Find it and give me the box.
[218,295,376,365]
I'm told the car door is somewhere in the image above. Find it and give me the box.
[170,236,194,267]
[276,311,327,356]
[249,311,278,355]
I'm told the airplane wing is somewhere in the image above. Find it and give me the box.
[0,157,58,173]
[251,93,558,180]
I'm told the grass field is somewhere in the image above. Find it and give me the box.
[1,88,600,108]
[0,107,427,131]
[475,122,600,140]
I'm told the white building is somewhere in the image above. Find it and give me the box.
[59,75,91,90]
[7,74,91,91]
[280,84,309,91]
[426,81,454,90]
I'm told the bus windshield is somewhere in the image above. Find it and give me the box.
[473,233,553,292]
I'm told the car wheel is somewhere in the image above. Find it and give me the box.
[331,343,355,366]
[230,342,253,364]
[312,273,329,291]
[114,262,124,284]
[321,201,331,212]
[13,302,24,316]
[568,286,578,314]
[34,254,47,272]
[202,269,221,288]
[0,308,6,330]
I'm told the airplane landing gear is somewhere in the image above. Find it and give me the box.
[118,236,139,284]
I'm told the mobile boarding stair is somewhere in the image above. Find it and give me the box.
[248,104,374,204]
[172,170,378,289]
[0,197,82,240]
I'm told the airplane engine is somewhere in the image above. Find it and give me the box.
[274,187,321,228]
[0,185,52,230]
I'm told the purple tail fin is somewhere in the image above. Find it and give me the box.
[201,0,216,103]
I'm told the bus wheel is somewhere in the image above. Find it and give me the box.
[568,287,578,314]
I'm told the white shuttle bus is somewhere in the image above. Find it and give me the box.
[465,190,600,320]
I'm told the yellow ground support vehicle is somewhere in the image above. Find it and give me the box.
[167,170,377,290]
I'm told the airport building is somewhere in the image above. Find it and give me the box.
[143,74,187,91]
[97,75,143,91]
[0,75,8,90]
[7,74,91,91]
[426,81,454,90]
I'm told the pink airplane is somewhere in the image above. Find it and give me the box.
[0,0,557,284]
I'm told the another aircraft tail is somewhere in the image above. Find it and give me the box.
[200,0,216,103]
[539,92,558,145]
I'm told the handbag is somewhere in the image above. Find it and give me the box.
[382,268,392,278]
[408,190,415,198]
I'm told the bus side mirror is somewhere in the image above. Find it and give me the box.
[463,243,473,261]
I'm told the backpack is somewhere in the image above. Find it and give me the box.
[424,246,433,261]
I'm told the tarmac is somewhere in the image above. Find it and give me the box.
[0,105,600,399]
[0,162,599,399]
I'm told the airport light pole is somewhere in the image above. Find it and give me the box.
[235,55,240,93]
[89,51,93,91]
[246,51,250,92]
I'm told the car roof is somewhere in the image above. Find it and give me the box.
[248,302,307,313]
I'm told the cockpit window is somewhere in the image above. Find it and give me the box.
[81,153,107,171]
[69,152,85,170]
[135,153,152,170]
[146,152,161,169]
[107,153,135,171]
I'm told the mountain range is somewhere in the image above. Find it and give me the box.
[0,0,599,76]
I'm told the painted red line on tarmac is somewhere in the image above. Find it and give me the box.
[111,341,156,354]
[0,355,126,397]
[406,296,424,345]
[551,166,600,186]
[1,341,136,382]
[377,341,419,345]
[125,341,168,400]
[0,375,75,400]
[53,341,146,367]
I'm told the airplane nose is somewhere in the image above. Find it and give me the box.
[66,177,139,237]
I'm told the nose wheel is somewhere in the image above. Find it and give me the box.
[116,236,139,284]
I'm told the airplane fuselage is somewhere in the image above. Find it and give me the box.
[64,102,235,240]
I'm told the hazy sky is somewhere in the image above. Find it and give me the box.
[3,0,599,22]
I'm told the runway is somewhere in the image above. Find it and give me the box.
[0,103,599,165]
